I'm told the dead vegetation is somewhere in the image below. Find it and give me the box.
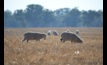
[4,27,103,65]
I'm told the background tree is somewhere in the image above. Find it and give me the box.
[13,9,26,27]
[4,4,103,28]
[54,8,70,27]
[62,7,82,27]
[4,10,17,28]
[81,10,103,27]
[42,9,57,27]
[25,4,44,27]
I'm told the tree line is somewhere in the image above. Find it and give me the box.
[4,4,103,28]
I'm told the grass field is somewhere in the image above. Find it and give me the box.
[4,27,103,65]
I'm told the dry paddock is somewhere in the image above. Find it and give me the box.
[4,27,103,65]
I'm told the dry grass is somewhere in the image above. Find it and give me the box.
[4,27,103,65]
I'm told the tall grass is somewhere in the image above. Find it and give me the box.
[4,27,103,65]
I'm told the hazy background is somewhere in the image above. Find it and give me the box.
[4,0,103,28]
[4,0,103,12]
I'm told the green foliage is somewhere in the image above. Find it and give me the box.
[62,7,82,27]
[4,4,103,28]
